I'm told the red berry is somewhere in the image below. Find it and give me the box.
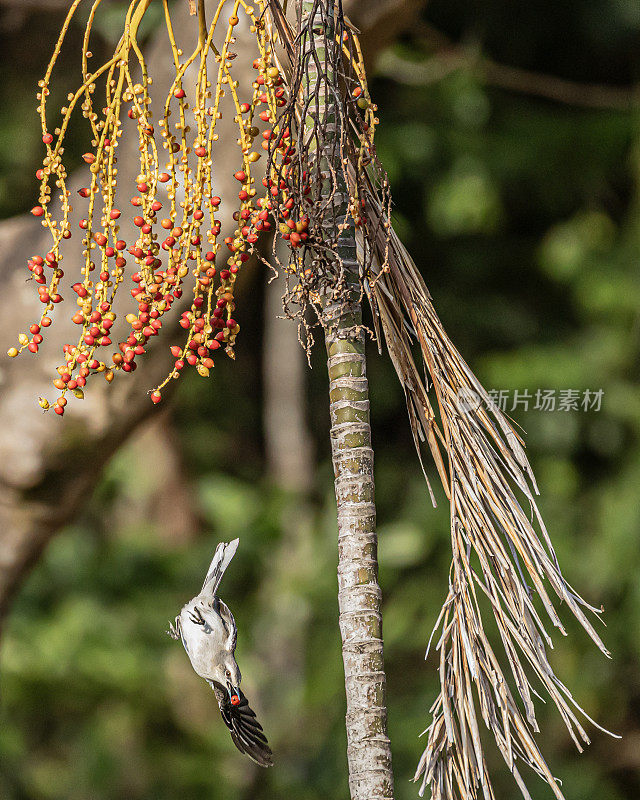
[31,206,45,217]
[150,391,161,404]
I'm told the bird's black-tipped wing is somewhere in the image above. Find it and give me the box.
[209,683,273,767]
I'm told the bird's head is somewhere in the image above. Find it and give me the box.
[217,654,242,704]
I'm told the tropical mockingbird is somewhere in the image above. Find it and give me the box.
[168,538,273,767]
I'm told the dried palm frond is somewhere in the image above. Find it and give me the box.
[358,184,615,800]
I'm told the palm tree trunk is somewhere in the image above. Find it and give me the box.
[324,249,394,800]
[300,1,394,797]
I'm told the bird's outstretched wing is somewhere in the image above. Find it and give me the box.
[201,538,240,597]
[209,682,273,767]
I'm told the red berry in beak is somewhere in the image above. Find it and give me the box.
[230,695,240,706]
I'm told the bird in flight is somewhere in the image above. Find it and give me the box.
[168,538,273,767]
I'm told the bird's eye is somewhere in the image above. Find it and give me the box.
[225,669,231,678]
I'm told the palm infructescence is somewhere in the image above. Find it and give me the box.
[7,1,612,799]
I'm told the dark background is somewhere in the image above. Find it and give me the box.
[0,1,638,798]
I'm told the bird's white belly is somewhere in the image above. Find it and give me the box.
[179,608,227,680]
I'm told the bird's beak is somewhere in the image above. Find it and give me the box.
[227,681,241,706]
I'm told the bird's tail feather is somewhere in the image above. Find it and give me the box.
[201,539,240,596]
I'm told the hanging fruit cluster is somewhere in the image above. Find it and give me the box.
[8,0,383,416]
[8,0,290,415]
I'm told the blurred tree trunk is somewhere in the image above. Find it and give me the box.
[301,1,394,797]
[263,241,314,493]
[244,247,316,793]
[0,0,425,624]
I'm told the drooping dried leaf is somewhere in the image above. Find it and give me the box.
[359,184,615,800]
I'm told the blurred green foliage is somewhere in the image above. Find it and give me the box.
[0,1,639,798]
